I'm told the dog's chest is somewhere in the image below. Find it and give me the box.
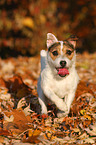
[49,76,72,98]
[42,66,79,99]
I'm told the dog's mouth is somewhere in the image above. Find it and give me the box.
[56,67,69,77]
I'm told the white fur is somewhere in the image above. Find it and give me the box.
[47,33,58,48]
[37,33,79,117]
[59,41,63,53]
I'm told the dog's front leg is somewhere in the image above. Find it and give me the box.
[37,77,48,114]
[57,91,76,118]
[66,91,76,114]
[38,88,48,115]
[43,87,68,112]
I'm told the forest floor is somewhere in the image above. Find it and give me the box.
[0,52,96,145]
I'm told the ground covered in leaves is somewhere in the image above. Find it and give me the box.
[0,52,96,144]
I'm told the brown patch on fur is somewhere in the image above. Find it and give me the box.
[62,45,74,60]
[49,42,61,60]
[49,42,74,60]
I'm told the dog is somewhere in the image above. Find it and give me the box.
[37,33,79,117]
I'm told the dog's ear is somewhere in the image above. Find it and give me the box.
[67,35,78,48]
[47,33,58,48]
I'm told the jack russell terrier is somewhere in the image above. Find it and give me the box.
[37,33,79,117]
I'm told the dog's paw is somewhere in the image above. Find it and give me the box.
[57,110,69,118]
[41,106,48,115]
[56,99,68,112]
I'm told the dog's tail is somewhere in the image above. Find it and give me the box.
[40,50,47,72]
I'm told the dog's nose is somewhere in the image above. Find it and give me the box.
[60,61,66,67]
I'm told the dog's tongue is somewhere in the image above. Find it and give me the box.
[58,68,69,76]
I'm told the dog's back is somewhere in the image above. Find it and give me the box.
[40,50,47,72]
[37,50,46,100]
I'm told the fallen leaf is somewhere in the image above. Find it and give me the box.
[4,114,14,122]
[4,108,32,131]
[0,130,11,136]
[5,75,31,94]
[84,114,92,121]
[0,78,6,87]
[84,138,95,144]
[17,97,27,109]
[0,93,11,101]
[79,132,89,139]
[84,128,96,136]
[80,109,86,115]
[22,129,41,143]
[0,136,4,143]
[23,105,33,116]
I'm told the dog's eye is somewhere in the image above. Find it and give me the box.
[66,50,72,55]
[52,51,58,56]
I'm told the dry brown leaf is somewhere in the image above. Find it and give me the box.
[0,78,6,87]
[5,75,32,93]
[0,129,11,136]
[75,81,94,98]
[0,136,5,143]
[22,129,41,143]
[4,108,32,132]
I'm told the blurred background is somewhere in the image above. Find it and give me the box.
[0,0,96,58]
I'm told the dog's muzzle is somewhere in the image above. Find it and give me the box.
[60,60,66,68]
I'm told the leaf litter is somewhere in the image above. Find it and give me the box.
[0,53,96,144]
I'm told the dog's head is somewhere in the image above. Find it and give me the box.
[47,33,78,77]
